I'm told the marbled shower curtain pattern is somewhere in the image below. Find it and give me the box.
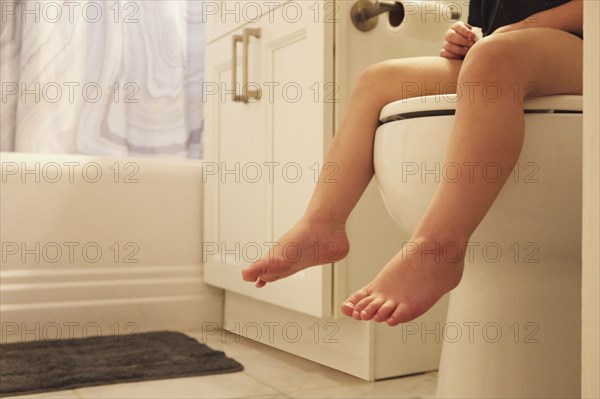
[0,0,204,158]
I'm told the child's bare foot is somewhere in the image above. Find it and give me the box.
[340,236,466,326]
[241,217,350,287]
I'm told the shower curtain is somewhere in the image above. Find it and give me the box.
[0,0,204,158]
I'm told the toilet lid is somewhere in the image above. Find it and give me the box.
[379,94,583,123]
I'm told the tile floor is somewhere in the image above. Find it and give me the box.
[5,330,438,399]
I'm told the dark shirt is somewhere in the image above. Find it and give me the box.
[467,0,574,36]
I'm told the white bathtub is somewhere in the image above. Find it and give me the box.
[0,153,222,343]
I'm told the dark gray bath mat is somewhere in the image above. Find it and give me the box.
[0,330,243,397]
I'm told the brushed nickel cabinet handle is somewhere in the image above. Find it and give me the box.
[231,33,243,102]
[231,28,262,103]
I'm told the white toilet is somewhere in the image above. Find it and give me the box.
[374,94,583,398]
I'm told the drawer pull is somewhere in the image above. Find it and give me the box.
[231,28,261,103]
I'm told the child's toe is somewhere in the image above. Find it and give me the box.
[353,295,374,312]
[386,303,410,326]
[255,279,267,288]
[340,302,355,316]
[373,300,397,322]
[241,262,265,282]
[342,287,373,318]
[361,297,385,320]
[344,287,370,305]
[353,296,375,320]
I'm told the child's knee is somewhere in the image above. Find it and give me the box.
[355,60,418,102]
[356,61,393,89]
[461,35,516,80]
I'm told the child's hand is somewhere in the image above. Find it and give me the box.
[440,21,477,60]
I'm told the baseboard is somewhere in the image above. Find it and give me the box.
[0,264,223,343]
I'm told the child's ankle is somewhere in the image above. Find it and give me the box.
[406,234,470,264]
[303,212,346,229]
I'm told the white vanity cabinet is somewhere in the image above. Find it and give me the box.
[204,0,462,380]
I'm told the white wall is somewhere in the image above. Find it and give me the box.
[582,2,600,398]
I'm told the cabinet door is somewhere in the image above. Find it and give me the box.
[204,2,334,318]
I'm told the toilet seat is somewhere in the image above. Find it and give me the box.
[379,94,583,123]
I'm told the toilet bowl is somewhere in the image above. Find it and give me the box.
[374,94,583,398]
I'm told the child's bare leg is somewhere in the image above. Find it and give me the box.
[242,57,463,287]
[343,28,583,325]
